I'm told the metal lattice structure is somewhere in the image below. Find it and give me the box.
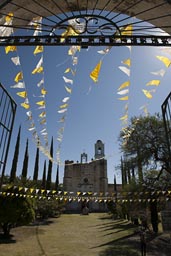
[0,83,17,187]
[161,93,171,168]
[0,0,171,46]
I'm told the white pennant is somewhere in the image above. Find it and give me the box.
[62,97,70,103]
[117,89,129,95]
[37,78,44,87]
[63,76,73,84]
[11,56,20,66]
[118,66,130,76]
[150,69,166,77]
[11,82,25,88]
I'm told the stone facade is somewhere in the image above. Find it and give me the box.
[63,140,108,194]
[63,140,108,212]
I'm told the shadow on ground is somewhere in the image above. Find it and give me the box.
[98,224,171,256]
[0,233,16,244]
[98,234,140,256]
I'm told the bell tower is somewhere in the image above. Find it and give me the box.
[94,140,105,159]
[81,152,88,163]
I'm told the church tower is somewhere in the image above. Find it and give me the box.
[94,140,105,159]
[81,152,88,163]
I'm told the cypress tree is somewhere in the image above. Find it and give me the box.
[55,164,59,190]
[114,174,117,192]
[10,125,21,183]
[41,160,46,189]
[21,138,29,180]
[46,137,53,190]
[121,156,125,187]
[33,147,39,181]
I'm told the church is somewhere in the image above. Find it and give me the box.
[63,140,110,212]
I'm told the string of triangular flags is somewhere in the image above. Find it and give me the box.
[115,25,133,145]
[4,14,53,162]
[1,184,171,203]
[0,12,14,37]
[118,45,132,129]
[141,50,171,115]
[56,44,81,164]
[31,17,52,159]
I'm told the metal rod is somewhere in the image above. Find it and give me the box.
[0,34,171,47]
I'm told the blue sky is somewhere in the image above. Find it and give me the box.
[1,40,171,185]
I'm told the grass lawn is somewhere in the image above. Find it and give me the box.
[0,213,170,256]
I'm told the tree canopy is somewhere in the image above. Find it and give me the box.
[119,114,171,181]
[0,195,35,237]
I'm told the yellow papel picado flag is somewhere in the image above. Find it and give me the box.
[90,60,102,83]
[14,72,23,83]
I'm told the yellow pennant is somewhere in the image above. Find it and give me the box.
[142,89,153,99]
[30,188,34,193]
[65,86,72,94]
[121,24,133,36]
[16,91,27,98]
[120,114,128,120]
[118,96,129,101]
[118,81,130,90]
[39,111,46,117]
[156,55,171,68]
[146,80,160,86]
[90,60,102,83]
[41,88,47,95]
[64,68,71,73]
[5,45,17,54]
[14,72,23,83]
[40,119,46,124]
[21,102,30,109]
[5,12,13,22]
[61,27,79,42]
[36,100,45,106]
[32,66,43,74]
[60,103,68,109]
[33,45,44,55]
[122,58,131,67]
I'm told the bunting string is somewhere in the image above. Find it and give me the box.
[140,49,171,115]
[1,184,171,203]
[5,15,52,161]
[117,25,133,146]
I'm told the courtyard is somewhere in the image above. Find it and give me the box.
[0,213,171,256]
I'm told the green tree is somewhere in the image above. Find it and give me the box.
[41,160,46,189]
[0,195,35,237]
[119,114,170,180]
[46,137,53,190]
[21,138,29,180]
[10,125,21,183]
[33,147,39,181]
[119,114,171,233]
[55,164,59,191]
[35,198,61,219]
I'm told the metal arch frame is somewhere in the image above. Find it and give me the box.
[0,34,171,47]
[52,14,121,36]
[0,83,17,188]
[1,0,171,47]
[161,92,171,170]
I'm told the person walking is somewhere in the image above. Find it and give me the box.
[139,226,147,256]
